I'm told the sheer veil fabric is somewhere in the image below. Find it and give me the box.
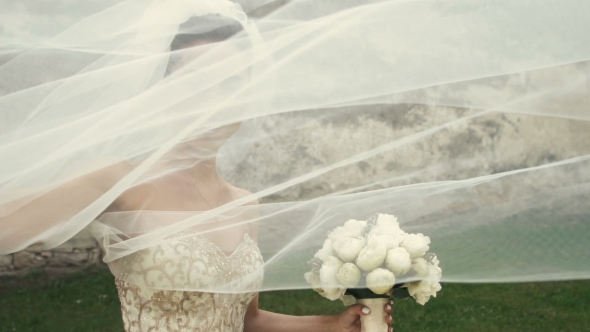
[1,0,589,292]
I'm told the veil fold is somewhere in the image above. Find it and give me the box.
[1,0,589,291]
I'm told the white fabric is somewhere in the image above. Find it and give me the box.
[0,0,589,292]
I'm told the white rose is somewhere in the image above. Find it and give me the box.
[314,239,334,261]
[366,268,396,294]
[322,287,346,301]
[304,271,321,289]
[306,271,342,300]
[318,256,345,300]
[336,263,362,288]
[368,226,404,250]
[404,254,443,301]
[405,279,441,305]
[385,247,412,276]
[328,219,367,241]
[375,214,402,233]
[431,255,440,267]
[333,237,364,262]
[428,255,442,279]
[401,233,431,258]
[320,256,344,286]
[411,257,429,278]
[355,241,387,271]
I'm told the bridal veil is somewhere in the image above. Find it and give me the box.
[1,0,589,292]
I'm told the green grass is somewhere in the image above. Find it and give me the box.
[1,267,589,332]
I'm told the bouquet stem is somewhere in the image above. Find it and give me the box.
[358,298,390,332]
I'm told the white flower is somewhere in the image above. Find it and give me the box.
[385,247,412,276]
[320,256,344,286]
[401,233,431,258]
[304,271,321,289]
[355,241,386,271]
[333,237,364,262]
[366,268,396,295]
[305,271,331,298]
[321,287,345,301]
[431,255,440,267]
[428,255,442,279]
[314,239,334,261]
[405,279,441,305]
[411,257,430,278]
[336,263,362,288]
[367,226,404,250]
[366,214,406,251]
[318,256,345,301]
[308,215,441,305]
[306,270,344,301]
[403,255,442,305]
[328,219,367,241]
[376,214,402,233]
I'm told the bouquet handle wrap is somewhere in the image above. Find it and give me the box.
[358,298,390,332]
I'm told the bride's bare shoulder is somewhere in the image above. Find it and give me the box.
[85,160,135,189]
[227,184,259,206]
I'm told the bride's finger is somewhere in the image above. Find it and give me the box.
[384,299,393,324]
[343,304,369,324]
[385,313,393,325]
[383,299,393,314]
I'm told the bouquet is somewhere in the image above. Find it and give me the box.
[304,214,441,331]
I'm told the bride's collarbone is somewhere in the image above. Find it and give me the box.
[112,182,227,211]
[103,182,256,239]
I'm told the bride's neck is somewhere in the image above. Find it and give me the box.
[187,158,220,183]
[154,140,227,184]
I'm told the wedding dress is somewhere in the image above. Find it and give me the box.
[111,229,263,332]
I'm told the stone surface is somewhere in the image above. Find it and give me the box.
[0,255,12,266]
[86,247,102,265]
[0,244,104,276]
[13,251,46,269]
[0,255,13,271]
[40,252,53,258]
[220,105,590,202]
[50,250,91,267]
[58,227,98,249]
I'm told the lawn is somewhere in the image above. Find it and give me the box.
[1,267,588,332]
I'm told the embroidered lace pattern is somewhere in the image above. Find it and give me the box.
[114,233,263,332]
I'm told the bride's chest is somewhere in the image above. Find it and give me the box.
[118,233,264,292]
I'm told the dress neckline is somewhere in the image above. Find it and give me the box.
[185,232,254,259]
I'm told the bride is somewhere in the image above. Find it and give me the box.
[1,0,589,331]
[1,8,395,332]
[101,15,394,331]
[96,107,394,331]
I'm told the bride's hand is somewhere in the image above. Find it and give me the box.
[335,299,393,332]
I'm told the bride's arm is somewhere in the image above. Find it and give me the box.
[0,161,133,254]
[244,295,393,332]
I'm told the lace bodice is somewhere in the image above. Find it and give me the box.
[113,232,263,332]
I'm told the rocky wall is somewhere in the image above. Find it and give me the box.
[0,228,104,276]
